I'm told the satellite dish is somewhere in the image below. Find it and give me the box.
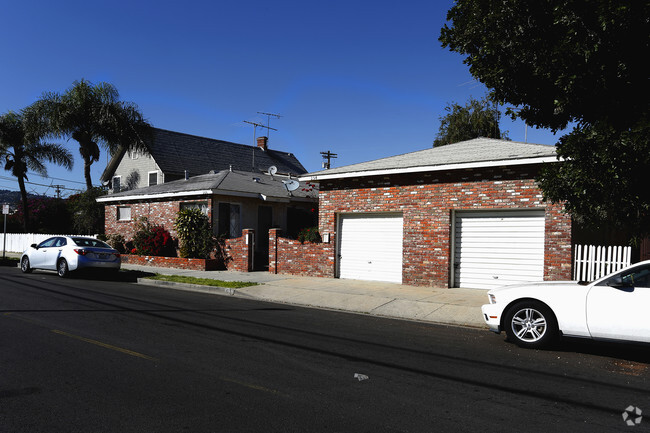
[282,179,300,192]
[268,166,277,176]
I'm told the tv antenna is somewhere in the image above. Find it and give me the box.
[257,112,281,140]
[243,120,278,169]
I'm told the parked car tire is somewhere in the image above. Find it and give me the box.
[504,301,558,348]
[20,256,32,273]
[57,258,69,278]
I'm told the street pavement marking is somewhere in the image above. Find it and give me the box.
[220,376,286,397]
[51,329,158,362]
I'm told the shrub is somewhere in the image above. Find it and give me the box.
[174,209,215,259]
[105,234,126,253]
[297,226,321,244]
[132,217,176,256]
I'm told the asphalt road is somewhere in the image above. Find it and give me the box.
[1,265,649,433]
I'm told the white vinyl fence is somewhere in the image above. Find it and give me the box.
[1,233,98,254]
[573,244,631,281]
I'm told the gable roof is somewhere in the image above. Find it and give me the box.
[300,137,558,181]
[101,128,307,183]
[97,169,316,203]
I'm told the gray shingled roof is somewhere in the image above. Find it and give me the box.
[101,128,307,182]
[303,137,557,178]
[97,169,317,203]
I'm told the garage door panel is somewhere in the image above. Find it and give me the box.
[339,214,403,284]
[455,211,545,289]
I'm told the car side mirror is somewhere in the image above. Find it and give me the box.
[607,275,629,288]
[30,243,38,250]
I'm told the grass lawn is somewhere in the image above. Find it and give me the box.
[145,274,258,289]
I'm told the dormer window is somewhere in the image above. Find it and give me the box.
[112,176,121,193]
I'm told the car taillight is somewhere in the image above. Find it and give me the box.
[114,253,121,258]
[74,249,88,255]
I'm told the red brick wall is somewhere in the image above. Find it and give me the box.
[121,254,223,271]
[104,198,256,272]
[269,228,334,277]
[281,165,572,287]
[223,229,254,272]
[104,198,213,240]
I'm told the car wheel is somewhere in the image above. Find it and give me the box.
[57,259,69,278]
[504,301,558,349]
[20,256,32,273]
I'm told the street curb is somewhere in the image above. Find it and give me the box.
[136,277,249,297]
[136,278,487,329]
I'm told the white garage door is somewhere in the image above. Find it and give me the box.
[454,211,545,289]
[338,214,403,284]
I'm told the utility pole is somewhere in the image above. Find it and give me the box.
[320,150,338,169]
[54,185,63,199]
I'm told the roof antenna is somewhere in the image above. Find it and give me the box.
[243,120,277,170]
[257,112,282,140]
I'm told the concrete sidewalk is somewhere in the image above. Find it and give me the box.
[125,263,489,328]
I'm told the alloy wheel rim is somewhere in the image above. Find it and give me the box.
[511,308,547,342]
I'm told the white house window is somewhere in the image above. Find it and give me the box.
[148,171,158,186]
[129,150,139,160]
[180,201,209,216]
[117,206,131,221]
[218,202,241,238]
[112,176,121,193]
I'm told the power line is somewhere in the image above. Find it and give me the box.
[0,175,84,192]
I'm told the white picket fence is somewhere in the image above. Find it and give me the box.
[0,233,98,254]
[573,244,631,281]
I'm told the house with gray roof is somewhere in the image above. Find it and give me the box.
[271,137,574,289]
[100,128,307,192]
[99,168,317,271]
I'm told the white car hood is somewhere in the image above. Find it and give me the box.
[487,280,582,295]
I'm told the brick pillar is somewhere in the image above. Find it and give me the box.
[269,228,281,274]
[241,229,254,272]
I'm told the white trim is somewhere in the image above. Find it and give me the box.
[112,175,122,193]
[147,171,159,187]
[299,156,558,181]
[96,188,311,203]
[97,190,214,203]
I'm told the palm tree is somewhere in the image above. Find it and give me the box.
[0,110,73,232]
[33,79,153,190]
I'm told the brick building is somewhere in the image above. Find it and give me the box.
[272,138,574,289]
[99,169,317,270]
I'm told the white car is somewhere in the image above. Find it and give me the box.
[481,260,650,348]
[20,236,121,278]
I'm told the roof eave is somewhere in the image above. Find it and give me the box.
[299,156,560,182]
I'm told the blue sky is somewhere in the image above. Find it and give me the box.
[0,0,564,197]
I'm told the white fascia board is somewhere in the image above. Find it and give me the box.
[96,190,214,203]
[299,156,559,181]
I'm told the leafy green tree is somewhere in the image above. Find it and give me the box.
[537,121,650,238]
[440,1,647,131]
[66,186,107,234]
[433,95,508,147]
[0,110,73,232]
[32,79,153,190]
[174,209,215,259]
[440,1,650,236]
